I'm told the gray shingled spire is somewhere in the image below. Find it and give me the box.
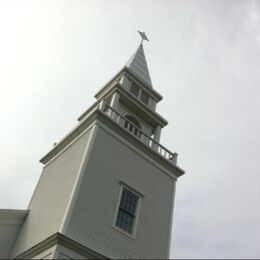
[125,44,153,88]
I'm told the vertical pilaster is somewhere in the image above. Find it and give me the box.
[110,92,120,111]
[152,125,162,151]
[153,125,162,143]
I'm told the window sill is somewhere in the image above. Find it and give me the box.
[112,225,137,240]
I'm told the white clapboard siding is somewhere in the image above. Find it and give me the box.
[11,130,91,258]
[65,126,175,259]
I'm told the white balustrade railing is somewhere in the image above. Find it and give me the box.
[98,102,177,164]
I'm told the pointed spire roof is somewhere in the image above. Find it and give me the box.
[125,44,153,88]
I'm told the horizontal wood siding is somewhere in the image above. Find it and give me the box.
[66,126,175,259]
[11,130,91,258]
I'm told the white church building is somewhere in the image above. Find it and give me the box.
[0,38,185,259]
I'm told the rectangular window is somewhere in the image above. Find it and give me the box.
[130,84,140,97]
[115,187,139,234]
[140,90,149,105]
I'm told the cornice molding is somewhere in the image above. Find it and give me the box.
[0,209,29,225]
[13,232,107,259]
[39,109,184,177]
[79,83,167,126]
[116,84,168,126]
[94,67,162,101]
[40,113,97,164]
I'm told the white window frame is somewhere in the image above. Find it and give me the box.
[113,182,143,239]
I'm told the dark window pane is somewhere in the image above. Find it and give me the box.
[116,209,134,233]
[120,189,138,215]
[140,91,149,105]
[115,188,139,234]
[130,84,139,97]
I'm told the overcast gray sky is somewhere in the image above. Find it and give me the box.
[0,0,260,258]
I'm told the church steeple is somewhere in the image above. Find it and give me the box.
[125,44,153,88]
[7,36,185,260]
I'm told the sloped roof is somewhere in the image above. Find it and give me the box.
[125,44,153,88]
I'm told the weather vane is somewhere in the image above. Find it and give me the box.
[138,31,149,44]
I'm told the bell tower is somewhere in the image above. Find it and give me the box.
[10,37,184,259]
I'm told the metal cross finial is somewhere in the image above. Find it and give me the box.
[138,31,149,45]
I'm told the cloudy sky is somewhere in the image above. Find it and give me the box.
[0,0,260,258]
